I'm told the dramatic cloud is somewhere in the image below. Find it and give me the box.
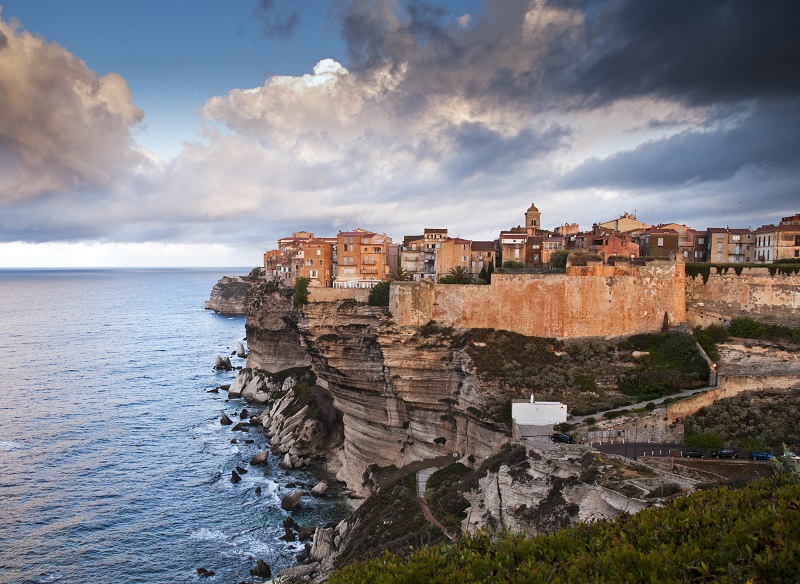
[1,0,798,258]
[0,13,144,204]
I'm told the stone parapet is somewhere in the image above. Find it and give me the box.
[308,288,370,303]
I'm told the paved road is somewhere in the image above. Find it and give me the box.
[569,385,715,424]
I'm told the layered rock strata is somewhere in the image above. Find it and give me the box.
[205,274,256,315]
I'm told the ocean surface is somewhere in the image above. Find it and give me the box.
[0,269,346,584]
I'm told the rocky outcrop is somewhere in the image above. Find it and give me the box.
[205,273,260,315]
[245,283,312,371]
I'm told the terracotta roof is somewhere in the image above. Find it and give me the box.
[471,241,496,251]
[448,237,471,244]
[424,228,448,233]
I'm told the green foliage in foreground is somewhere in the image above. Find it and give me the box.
[331,473,800,584]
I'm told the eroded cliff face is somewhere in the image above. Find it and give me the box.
[243,292,507,497]
[297,301,505,494]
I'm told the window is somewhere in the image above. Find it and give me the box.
[310,270,318,278]
[698,237,705,244]
[514,249,520,259]
[731,234,741,242]
[657,237,664,247]
[796,250,800,258]
[717,243,722,252]
[717,252,722,262]
[462,256,468,262]
[316,249,321,256]
[716,233,724,239]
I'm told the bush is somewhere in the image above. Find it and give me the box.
[368,281,390,306]
[502,260,525,269]
[729,317,766,339]
[550,250,569,269]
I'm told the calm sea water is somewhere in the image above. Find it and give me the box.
[0,269,345,584]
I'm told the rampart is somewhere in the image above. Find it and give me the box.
[667,374,800,423]
[390,262,686,339]
[685,268,800,328]
[308,288,370,303]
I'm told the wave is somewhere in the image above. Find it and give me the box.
[0,439,23,451]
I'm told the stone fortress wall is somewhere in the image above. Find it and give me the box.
[685,268,800,328]
[390,262,687,340]
[391,261,800,340]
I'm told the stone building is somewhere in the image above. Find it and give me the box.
[638,227,680,259]
[598,212,651,234]
[298,238,336,287]
[435,237,471,279]
[704,227,753,263]
[335,229,395,288]
[755,214,800,262]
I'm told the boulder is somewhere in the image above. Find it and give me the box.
[196,567,215,578]
[214,356,233,371]
[239,408,249,419]
[236,342,247,359]
[231,422,250,432]
[280,489,303,510]
[279,453,293,470]
[236,466,248,475]
[249,559,272,579]
[220,413,233,426]
[250,452,269,466]
[230,470,242,484]
[254,486,262,495]
[310,481,329,497]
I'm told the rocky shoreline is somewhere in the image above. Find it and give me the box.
[205,270,262,315]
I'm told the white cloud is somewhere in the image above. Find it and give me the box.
[0,14,143,203]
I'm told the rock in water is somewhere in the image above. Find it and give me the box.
[230,470,242,484]
[236,342,247,359]
[249,559,272,579]
[236,466,248,475]
[239,408,249,419]
[310,481,328,497]
[250,451,268,466]
[214,356,233,371]
[254,486,262,495]
[279,453,293,469]
[280,489,303,510]
[196,567,215,578]
[220,413,233,426]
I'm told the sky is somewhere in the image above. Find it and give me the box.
[0,0,798,268]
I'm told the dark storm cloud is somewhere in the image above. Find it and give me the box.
[575,0,800,106]
[0,29,8,50]
[559,100,800,191]
[333,0,800,110]
[438,122,570,180]
[253,0,303,38]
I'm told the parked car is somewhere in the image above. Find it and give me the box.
[550,433,574,444]
[684,449,704,458]
[749,451,775,461]
[711,448,739,459]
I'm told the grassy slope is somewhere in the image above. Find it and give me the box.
[331,472,800,584]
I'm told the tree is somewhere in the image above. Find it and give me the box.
[737,435,767,455]
[478,266,488,282]
[550,250,569,269]
[487,259,494,283]
[447,265,472,284]
[389,266,413,281]
[368,281,390,306]
[685,432,724,453]
[293,277,310,307]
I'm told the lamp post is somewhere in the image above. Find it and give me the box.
[711,363,718,386]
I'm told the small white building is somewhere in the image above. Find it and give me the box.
[511,397,568,426]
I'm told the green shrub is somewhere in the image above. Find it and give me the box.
[574,372,597,391]
[729,317,766,339]
[368,281,390,306]
[502,260,525,269]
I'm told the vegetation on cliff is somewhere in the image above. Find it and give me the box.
[330,472,800,583]
[457,329,708,417]
[686,261,800,283]
[694,318,800,362]
[683,390,800,449]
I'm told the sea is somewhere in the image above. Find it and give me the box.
[0,269,347,584]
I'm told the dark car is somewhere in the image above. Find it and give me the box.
[684,449,703,458]
[711,448,739,459]
[749,451,775,461]
[550,433,574,444]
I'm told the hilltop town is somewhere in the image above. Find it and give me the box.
[261,203,800,289]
